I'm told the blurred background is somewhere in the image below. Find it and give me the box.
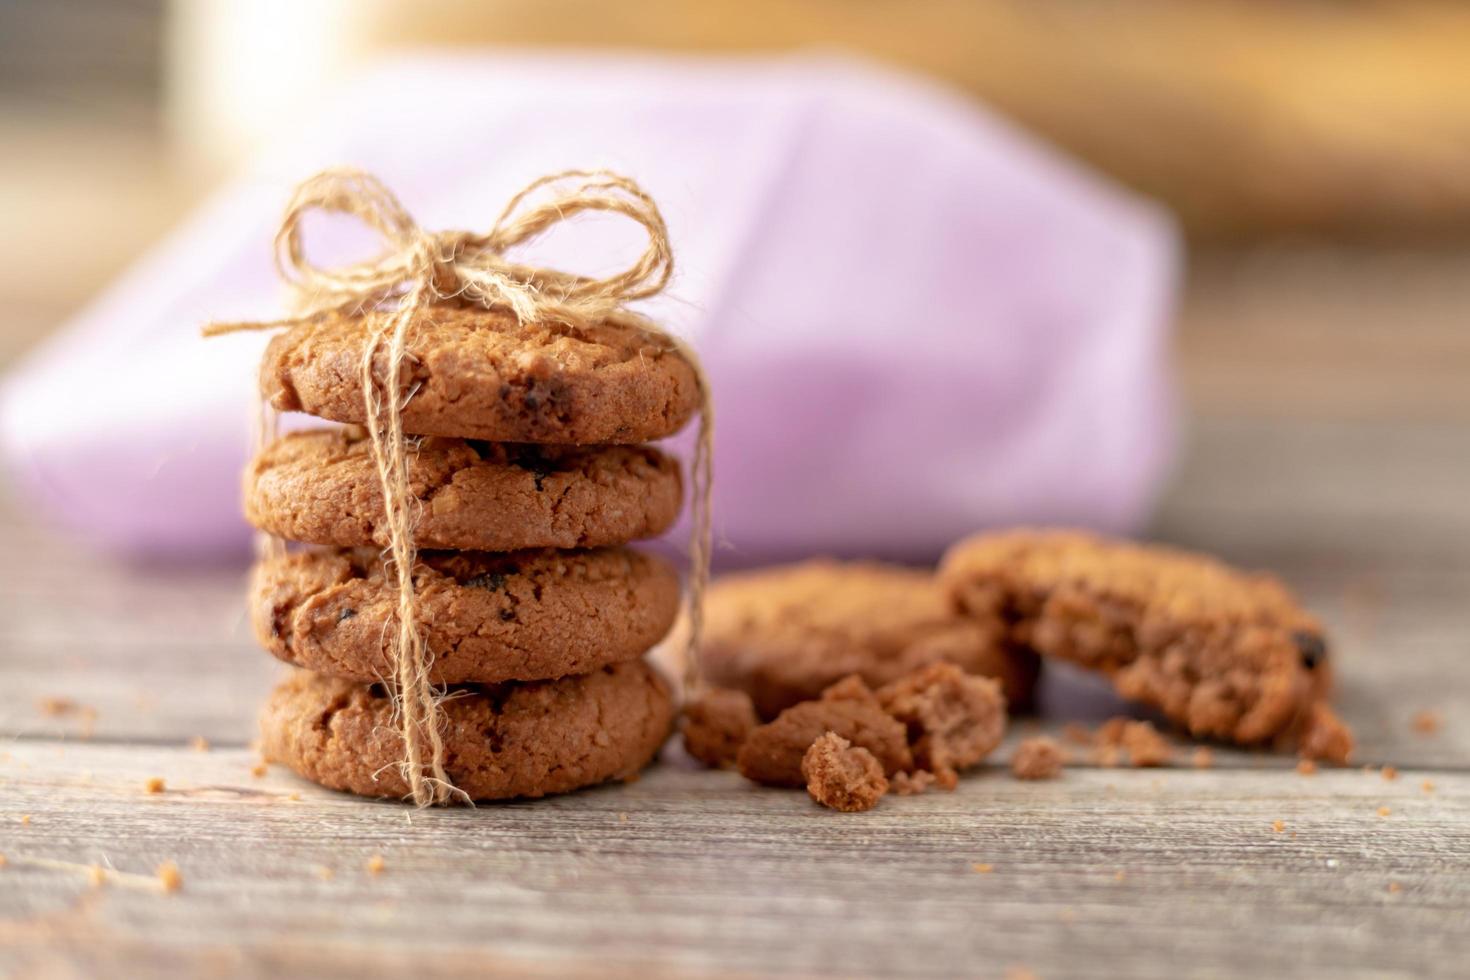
[3,0,1470,566]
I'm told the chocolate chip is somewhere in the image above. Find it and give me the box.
[1293,630,1327,669]
[464,572,507,591]
[516,450,555,491]
[337,608,357,623]
[499,609,516,622]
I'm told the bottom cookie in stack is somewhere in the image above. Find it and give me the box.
[261,660,674,800]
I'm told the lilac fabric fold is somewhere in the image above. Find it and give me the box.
[0,52,1178,563]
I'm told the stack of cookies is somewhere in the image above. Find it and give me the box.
[241,305,701,800]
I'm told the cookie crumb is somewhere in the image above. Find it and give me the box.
[20,815,32,825]
[1003,966,1038,980]
[1096,718,1171,768]
[1377,806,1392,818]
[0,854,8,868]
[1387,881,1402,894]
[190,736,210,752]
[1114,870,1126,882]
[1272,819,1286,833]
[1298,702,1354,764]
[251,762,269,779]
[1381,765,1398,781]
[877,662,1006,783]
[156,861,182,893]
[972,862,994,874]
[37,697,77,716]
[681,688,759,769]
[1422,780,1436,794]
[618,812,629,824]
[802,732,888,813]
[738,676,910,787]
[88,864,107,888]
[1297,758,1318,776]
[1411,710,1441,736]
[314,864,335,881]
[1011,738,1064,780]
[1192,747,1215,770]
[366,854,386,875]
[145,777,166,794]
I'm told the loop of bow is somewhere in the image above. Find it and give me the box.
[219,166,674,330]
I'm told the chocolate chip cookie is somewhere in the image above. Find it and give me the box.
[245,427,681,551]
[939,529,1353,761]
[260,304,700,444]
[260,659,674,800]
[700,559,1037,719]
[252,546,680,684]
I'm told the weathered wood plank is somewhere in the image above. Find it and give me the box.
[2,742,1466,979]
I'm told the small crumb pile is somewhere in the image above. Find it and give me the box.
[685,662,1007,811]
[801,733,888,812]
[1411,709,1441,736]
[1011,738,1065,780]
[1093,717,1172,768]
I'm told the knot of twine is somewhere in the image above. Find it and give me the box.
[208,167,712,806]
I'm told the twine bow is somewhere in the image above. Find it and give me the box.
[208,167,712,806]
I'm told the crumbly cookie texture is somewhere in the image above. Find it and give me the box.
[700,559,1037,719]
[245,428,681,551]
[876,662,1006,787]
[680,688,760,769]
[1011,737,1065,780]
[734,668,1008,790]
[260,660,674,801]
[1094,718,1172,768]
[260,304,700,444]
[940,529,1353,762]
[803,733,888,812]
[736,676,913,787]
[251,546,679,684]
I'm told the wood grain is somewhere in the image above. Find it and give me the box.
[2,743,1467,979]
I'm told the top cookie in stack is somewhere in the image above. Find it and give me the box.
[245,305,700,801]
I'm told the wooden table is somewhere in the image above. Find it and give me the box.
[3,248,1469,977]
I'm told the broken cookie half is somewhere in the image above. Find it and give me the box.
[939,529,1354,763]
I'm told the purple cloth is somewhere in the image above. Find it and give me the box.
[0,52,1178,563]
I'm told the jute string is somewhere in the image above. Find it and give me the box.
[206,167,712,806]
